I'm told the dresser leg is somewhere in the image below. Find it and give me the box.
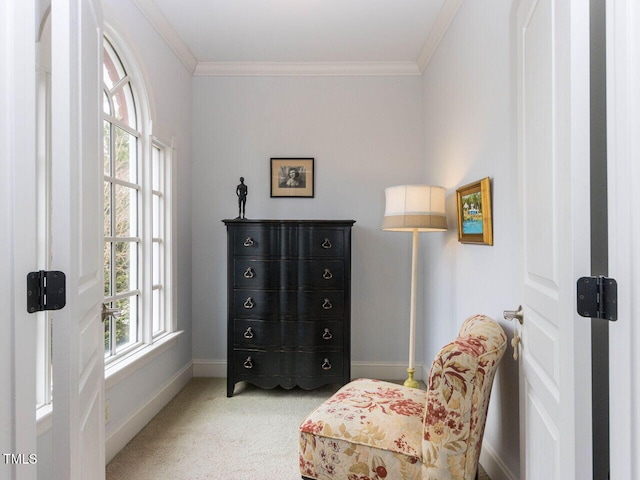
[227,379,234,397]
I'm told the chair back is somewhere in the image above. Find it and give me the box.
[422,314,507,480]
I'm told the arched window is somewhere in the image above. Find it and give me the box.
[103,34,171,362]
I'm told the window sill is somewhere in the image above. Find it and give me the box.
[105,330,183,390]
[36,403,53,436]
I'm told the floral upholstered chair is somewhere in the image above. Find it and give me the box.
[299,314,507,480]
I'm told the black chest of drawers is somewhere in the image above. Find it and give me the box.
[223,219,355,397]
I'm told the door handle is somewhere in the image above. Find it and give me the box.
[503,305,524,325]
[511,330,522,360]
[102,303,121,323]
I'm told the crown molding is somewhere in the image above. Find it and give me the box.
[130,0,198,74]
[194,61,421,77]
[416,0,464,73]
[130,0,463,77]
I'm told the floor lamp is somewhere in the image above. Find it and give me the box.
[382,185,447,388]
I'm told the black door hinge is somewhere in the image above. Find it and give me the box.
[27,270,66,313]
[577,276,617,321]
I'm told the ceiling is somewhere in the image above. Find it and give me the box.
[132,0,463,76]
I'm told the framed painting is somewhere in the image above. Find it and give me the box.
[270,158,315,198]
[456,177,493,245]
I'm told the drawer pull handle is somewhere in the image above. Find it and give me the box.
[243,356,253,369]
[243,327,254,339]
[243,237,254,247]
[321,238,332,249]
[322,298,333,310]
[243,297,255,309]
[243,267,255,279]
[321,358,332,370]
[322,268,333,280]
[322,328,333,340]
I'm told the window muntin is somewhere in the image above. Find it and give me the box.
[151,144,166,337]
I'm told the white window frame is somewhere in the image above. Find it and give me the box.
[102,31,177,374]
[149,139,174,340]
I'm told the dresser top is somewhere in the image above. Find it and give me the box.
[223,219,356,226]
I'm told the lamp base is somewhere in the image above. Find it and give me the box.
[403,368,419,388]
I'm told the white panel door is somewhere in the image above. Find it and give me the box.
[50,0,105,478]
[516,0,592,479]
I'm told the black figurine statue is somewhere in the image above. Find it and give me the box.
[236,177,247,219]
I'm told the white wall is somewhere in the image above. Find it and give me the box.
[191,75,428,376]
[36,0,193,473]
[420,1,521,478]
[101,0,194,460]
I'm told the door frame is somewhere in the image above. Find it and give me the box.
[1,0,39,479]
[607,0,640,477]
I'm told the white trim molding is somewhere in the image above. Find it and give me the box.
[129,0,197,74]
[416,0,464,73]
[607,0,640,477]
[480,441,518,480]
[128,0,464,77]
[194,61,421,77]
[351,361,425,381]
[105,361,193,463]
[192,359,227,378]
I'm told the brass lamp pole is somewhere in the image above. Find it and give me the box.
[382,185,447,387]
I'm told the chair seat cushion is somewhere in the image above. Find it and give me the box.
[299,379,427,478]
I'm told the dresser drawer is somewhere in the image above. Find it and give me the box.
[300,291,345,317]
[290,351,344,378]
[298,260,345,288]
[231,226,297,257]
[298,228,346,257]
[233,350,280,378]
[233,320,280,347]
[233,259,297,288]
[232,290,285,317]
[234,319,344,348]
[284,321,344,347]
[233,290,345,318]
[234,259,344,289]
[233,350,344,379]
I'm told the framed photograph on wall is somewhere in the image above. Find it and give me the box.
[456,177,493,245]
[270,158,315,198]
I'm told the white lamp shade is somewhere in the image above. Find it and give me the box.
[382,184,447,231]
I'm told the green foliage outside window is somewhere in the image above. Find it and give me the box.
[104,121,136,352]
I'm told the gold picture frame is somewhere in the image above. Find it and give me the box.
[270,158,315,198]
[456,177,493,245]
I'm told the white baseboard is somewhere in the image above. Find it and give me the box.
[351,361,425,381]
[192,359,226,377]
[480,440,518,480]
[191,359,424,382]
[105,362,193,463]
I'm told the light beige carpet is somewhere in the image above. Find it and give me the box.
[106,378,491,480]
[107,378,341,480]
